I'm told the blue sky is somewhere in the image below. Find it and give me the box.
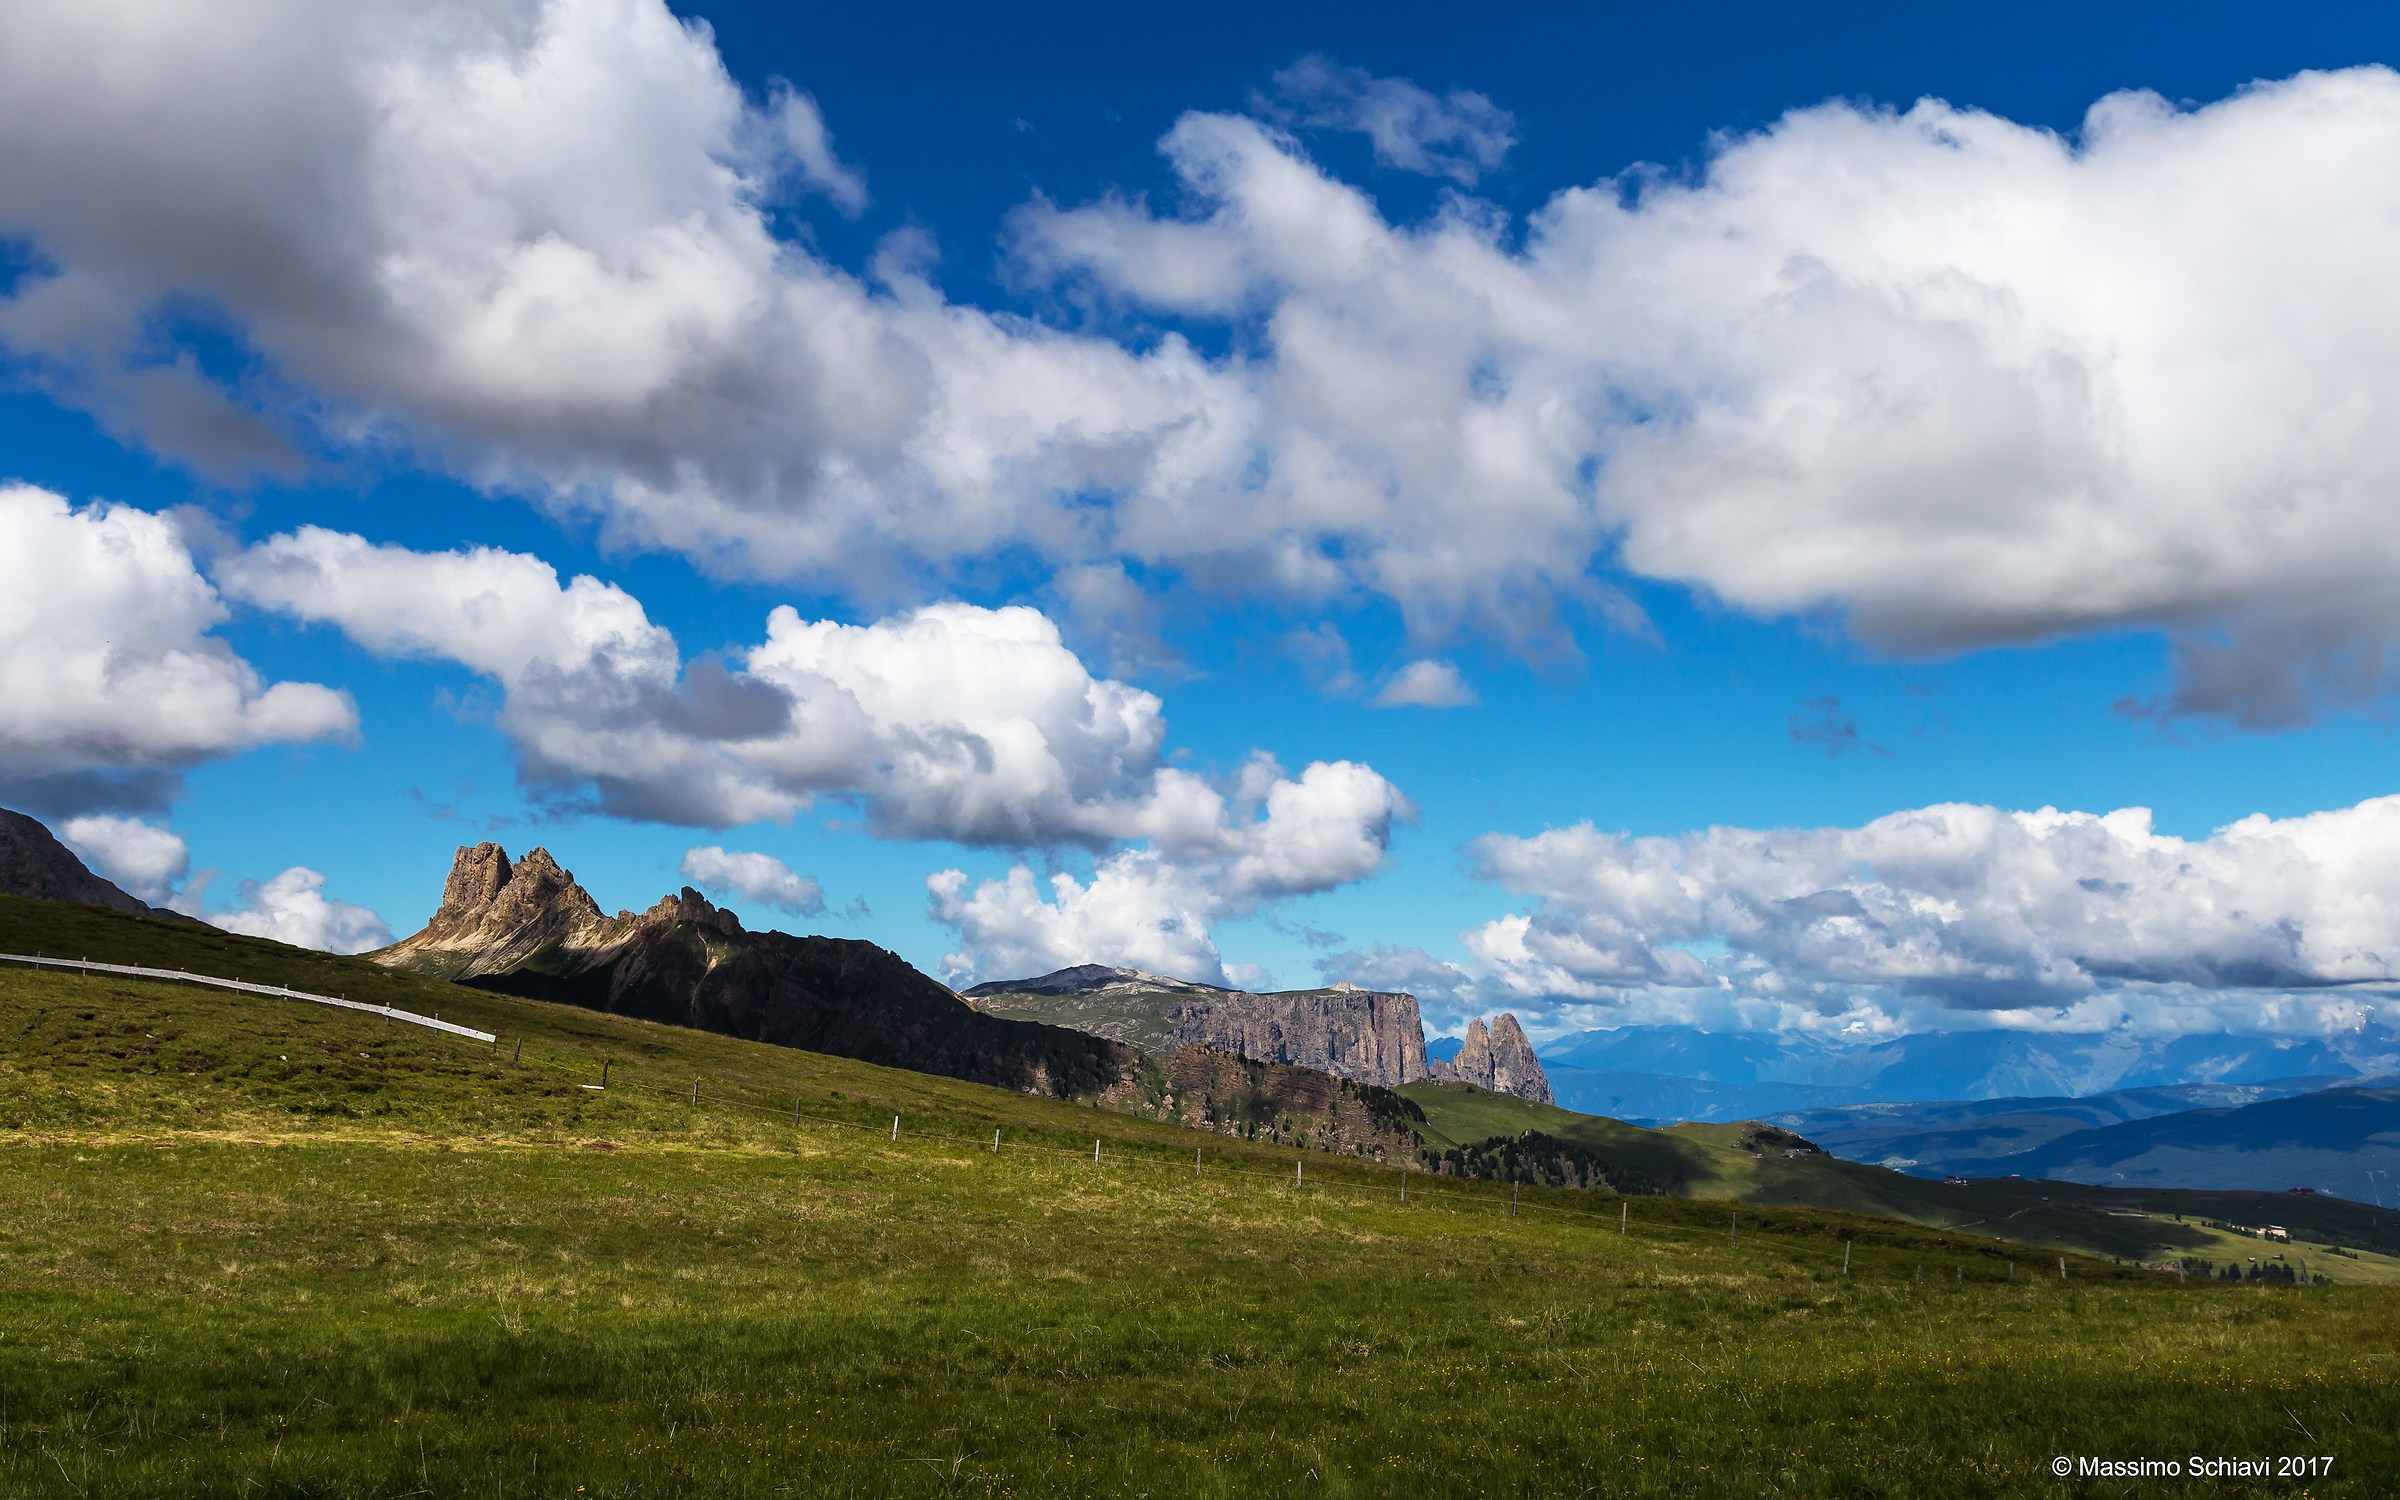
[7,0,2400,1043]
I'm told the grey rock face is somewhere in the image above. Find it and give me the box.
[1450,1013,1554,1104]
[0,807,199,923]
[1163,987,1433,1088]
[965,965,1434,1088]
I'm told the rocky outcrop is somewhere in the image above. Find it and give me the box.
[964,966,1433,1087]
[374,842,610,978]
[373,844,1142,1100]
[0,808,200,923]
[1441,1014,1554,1105]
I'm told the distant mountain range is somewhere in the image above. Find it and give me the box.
[1536,1022,2400,1112]
[1761,1079,2400,1197]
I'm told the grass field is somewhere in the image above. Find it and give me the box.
[3,906,2400,1495]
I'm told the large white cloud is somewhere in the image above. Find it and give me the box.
[15,3,2400,719]
[1446,796,2400,1036]
[220,526,1409,854]
[0,485,356,814]
[0,0,1242,590]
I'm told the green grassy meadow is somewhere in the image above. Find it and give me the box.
[2,904,2398,1495]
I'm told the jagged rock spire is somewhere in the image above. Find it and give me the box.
[1448,1012,1553,1104]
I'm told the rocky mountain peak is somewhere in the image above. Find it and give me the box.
[377,841,610,977]
[421,842,602,938]
[642,886,742,936]
[1440,1012,1554,1104]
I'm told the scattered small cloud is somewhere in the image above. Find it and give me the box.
[680,846,826,916]
[1287,623,1362,698]
[1789,696,1889,757]
[1259,56,1516,186]
[1374,659,1476,708]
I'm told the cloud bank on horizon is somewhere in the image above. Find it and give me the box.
[1327,798,2400,1040]
[6,0,2400,1038]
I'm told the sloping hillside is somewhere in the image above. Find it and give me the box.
[2000,1085,2400,1193]
[1399,1078,2400,1273]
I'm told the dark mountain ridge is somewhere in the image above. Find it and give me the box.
[376,843,1142,1099]
[0,808,200,925]
[369,844,1435,1161]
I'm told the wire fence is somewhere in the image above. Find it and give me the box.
[2,952,495,1042]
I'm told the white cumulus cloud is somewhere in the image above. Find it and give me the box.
[927,756,1411,986]
[1373,659,1475,708]
[680,845,823,915]
[0,485,356,815]
[221,527,1412,860]
[57,814,190,903]
[1451,796,2400,1037]
[16,5,2393,721]
[203,867,392,955]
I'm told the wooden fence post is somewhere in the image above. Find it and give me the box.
[992,1129,1000,1153]
[690,1079,698,1107]
[511,1037,523,1063]
[1511,1182,1518,1217]
[1401,1168,1407,1203]
[1195,1147,1201,1175]
[1731,1212,1738,1249]
[1621,1202,1627,1235]
[601,1060,610,1088]
[891,1116,899,1142]
[794,1096,802,1125]
[1094,1138,1100,1164]
[2059,1257,2067,1281]
[1843,1241,1850,1274]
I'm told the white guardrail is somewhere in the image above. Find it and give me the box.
[2,953,496,1042]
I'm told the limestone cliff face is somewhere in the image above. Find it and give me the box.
[963,967,1433,1087]
[1445,1014,1554,1105]
[1164,985,1432,1088]
[371,844,1141,1099]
